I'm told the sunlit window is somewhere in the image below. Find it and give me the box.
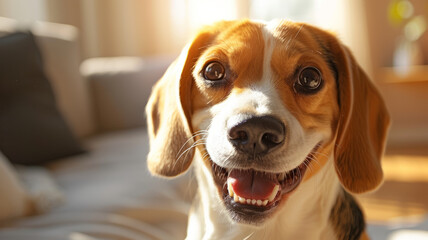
[250,0,345,32]
[250,0,317,22]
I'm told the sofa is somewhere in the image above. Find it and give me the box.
[0,17,194,240]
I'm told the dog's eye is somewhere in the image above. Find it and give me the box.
[203,62,225,81]
[295,67,323,94]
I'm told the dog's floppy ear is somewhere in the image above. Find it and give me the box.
[145,31,215,177]
[324,37,390,193]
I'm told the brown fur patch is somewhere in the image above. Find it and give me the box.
[302,141,335,181]
[192,20,265,106]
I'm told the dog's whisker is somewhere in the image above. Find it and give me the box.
[305,158,321,177]
[307,156,322,168]
[174,139,207,169]
[176,134,208,158]
[191,130,208,136]
[312,151,330,159]
[304,155,323,195]
[286,24,304,50]
[174,144,206,170]
[175,130,209,159]
[303,161,314,173]
[191,139,207,147]
[192,132,209,138]
[175,136,200,160]
[243,231,255,240]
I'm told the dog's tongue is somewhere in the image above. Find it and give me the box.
[228,169,278,200]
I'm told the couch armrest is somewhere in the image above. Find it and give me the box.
[81,56,173,132]
[0,17,18,36]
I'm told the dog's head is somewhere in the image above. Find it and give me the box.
[146,20,390,225]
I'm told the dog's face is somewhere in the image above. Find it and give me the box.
[146,20,390,225]
[190,20,339,223]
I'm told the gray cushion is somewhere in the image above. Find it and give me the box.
[0,32,85,165]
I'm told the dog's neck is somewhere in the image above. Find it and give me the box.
[187,152,341,240]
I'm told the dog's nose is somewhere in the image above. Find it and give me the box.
[227,116,285,155]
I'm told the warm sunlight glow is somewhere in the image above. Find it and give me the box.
[171,0,241,34]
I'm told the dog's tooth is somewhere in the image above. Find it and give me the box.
[246,199,251,204]
[268,185,280,202]
[257,200,262,206]
[278,172,286,181]
[227,181,234,197]
[234,195,239,202]
[239,197,246,204]
[251,199,257,205]
[262,200,268,206]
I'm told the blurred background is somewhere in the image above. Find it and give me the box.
[0,0,427,239]
[1,0,426,143]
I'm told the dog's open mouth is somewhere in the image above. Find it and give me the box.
[210,144,320,224]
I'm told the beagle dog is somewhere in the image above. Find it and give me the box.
[146,19,390,240]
